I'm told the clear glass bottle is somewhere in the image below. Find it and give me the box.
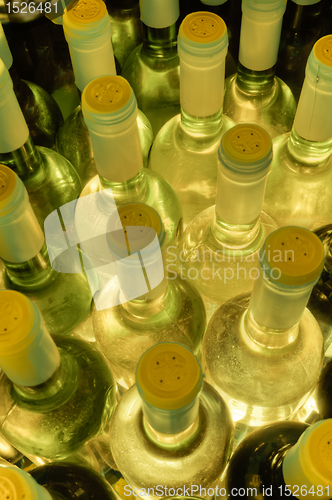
[110,342,234,500]
[202,226,325,428]
[121,0,180,136]
[75,74,183,289]
[221,419,332,500]
[93,202,206,393]
[106,0,142,68]
[178,124,278,321]
[0,290,115,466]
[0,165,94,340]
[222,0,296,139]
[149,11,234,228]
[276,0,323,102]
[0,463,118,500]
[56,0,153,187]
[0,23,64,149]
[263,35,332,231]
[0,60,82,231]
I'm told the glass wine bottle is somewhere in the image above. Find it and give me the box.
[56,0,153,187]
[110,342,234,500]
[106,0,142,68]
[0,23,64,149]
[221,419,332,499]
[316,359,332,420]
[263,35,332,231]
[75,74,183,290]
[0,60,81,232]
[202,226,325,428]
[222,0,297,139]
[149,11,234,228]
[0,165,94,340]
[178,123,278,321]
[0,463,118,500]
[92,202,206,393]
[121,0,180,136]
[276,0,323,102]
[0,290,115,467]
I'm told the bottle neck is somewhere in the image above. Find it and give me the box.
[143,412,200,448]
[98,169,147,204]
[0,136,45,186]
[212,212,261,249]
[120,273,170,317]
[179,108,224,144]
[287,127,332,168]
[3,242,56,292]
[141,23,177,58]
[285,1,322,31]
[236,62,275,94]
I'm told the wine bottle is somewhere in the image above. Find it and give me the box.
[202,226,324,427]
[149,11,234,228]
[110,342,234,500]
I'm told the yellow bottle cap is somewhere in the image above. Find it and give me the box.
[313,35,332,69]
[107,203,163,256]
[65,0,107,24]
[180,11,227,44]
[82,75,131,115]
[221,124,272,164]
[0,290,35,354]
[0,164,16,203]
[263,227,324,286]
[303,419,332,485]
[0,468,35,500]
[136,343,203,410]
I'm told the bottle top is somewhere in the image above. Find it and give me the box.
[178,12,228,57]
[136,343,203,410]
[0,165,25,219]
[0,290,36,355]
[107,202,165,259]
[260,227,324,286]
[243,0,286,12]
[0,25,13,69]
[64,0,107,27]
[313,35,332,69]
[0,467,51,500]
[218,124,272,174]
[140,0,179,29]
[82,75,136,124]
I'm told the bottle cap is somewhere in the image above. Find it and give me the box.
[82,75,135,121]
[136,343,203,410]
[260,227,324,286]
[243,0,286,12]
[107,202,164,258]
[0,467,51,500]
[219,124,272,174]
[0,24,13,69]
[0,164,16,205]
[178,12,228,57]
[64,0,107,26]
[140,0,179,29]
[313,35,332,69]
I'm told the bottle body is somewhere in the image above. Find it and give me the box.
[93,276,206,391]
[56,105,154,187]
[0,335,115,464]
[202,293,324,426]
[110,381,233,500]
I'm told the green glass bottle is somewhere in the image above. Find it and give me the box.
[0,60,82,232]
[222,0,296,139]
[0,23,63,149]
[263,35,332,231]
[121,0,180,136]
[316,359,332,420]
[110,343,234,499]
[221,419,332,500]
[149,11,234,228]
[0,165,94,340]
[0,290,115,467]
[93,202,206,393]
[276,0,323,102]
[75,74,183,280]
[56,0,153,187]
[106,0,142,68]
[0,463,118,500]
[178,124,278,321]
[202,227,324,428]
